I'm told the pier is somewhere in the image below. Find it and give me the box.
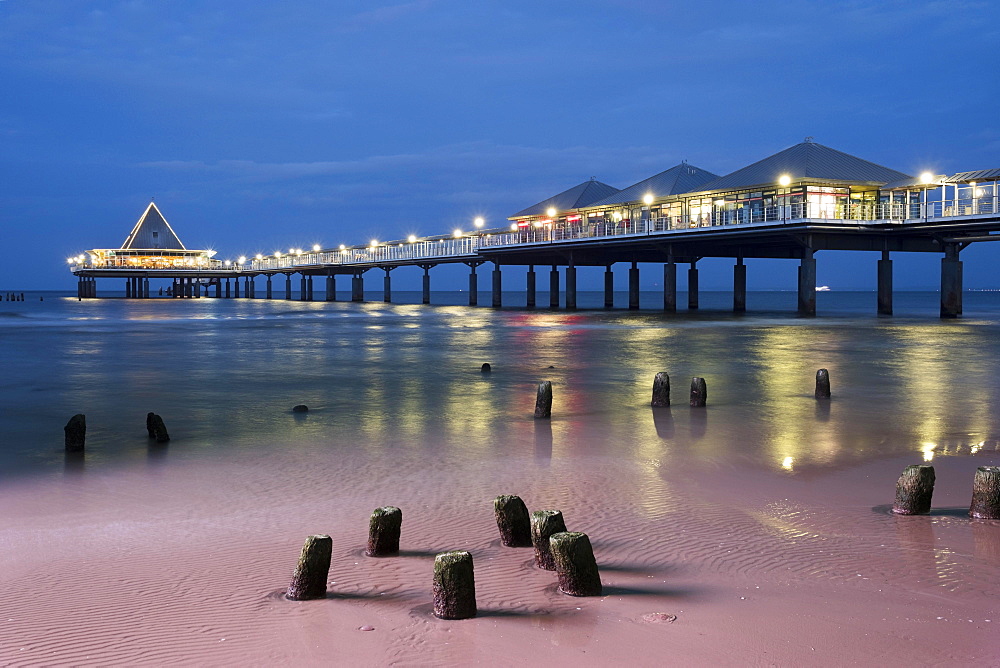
[69,141,1000,318]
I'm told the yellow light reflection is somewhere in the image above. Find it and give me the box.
[781,456,794,470]
[921,442,937,461]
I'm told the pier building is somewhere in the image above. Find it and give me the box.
[68,140,1000,317]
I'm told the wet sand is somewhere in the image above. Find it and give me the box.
[1,434,996,666]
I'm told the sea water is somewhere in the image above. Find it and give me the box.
[2,289,999,479]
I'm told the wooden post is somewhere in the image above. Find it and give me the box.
[286,534,332,600]
[366,506,402,557]
[432,551,476,619]
[531,510,567,570]
[891,465,935,515]
[494,495,532,547]
[550,531,602,596]
[815,369,831,399]
[64,414,86,452]
[969,466,1000,519]
[145,412,170,443]
[690,377,707,407]
[534,381,552,419]
[480,363,492,373]
[651,372,670,407]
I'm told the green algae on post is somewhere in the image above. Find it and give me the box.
[549,531,602,596]
[432,551,476,619]
[286,535,332,600]
[892,465,935,515]
[366,506,402,557]
[494,495,532,547]
[530,510,567,570]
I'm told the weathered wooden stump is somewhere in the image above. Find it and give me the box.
[64,414,86,452]
[531,510,567,570]
[534,381,552,419]
[689,377,707,407]
[651,372,670,407]
[432,551,476,619]
[494,495,532,547]
[550,531,602,596]
[286,534,332,600]
[891,464,935,515]
[815,368,831,399]
[481,363,492,373]
[365,506,402,556]
[145,412,170,443]
[969,466,1000,519]
[292,404,309,413]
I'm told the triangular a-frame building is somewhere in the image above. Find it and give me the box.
[121,202,186,250]
[510,179,620,220]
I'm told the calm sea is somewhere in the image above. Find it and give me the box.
[2,289,999,480]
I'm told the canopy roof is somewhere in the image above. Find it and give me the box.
[121,202,186,250]
[945,168,1000,184]
[510,179,619,218]
[695,140,911,192]
[589,163,719,207]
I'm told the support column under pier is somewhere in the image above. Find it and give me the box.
[352,272,365,302]
[420,264,432,305]
[266,276,273,300]
[604,265,614,309]
[663,261,676,313]
[628,262,639,310]
[214,280,221,298]
[383,268,392,303]
[326,274,336,301]
[194,280,201,299]
[526,265,536,309]
[233,277,240,299]
[492,263,502,308]
[549,266,559,309]
[307,276,314,301]
[225,279,231,299]
[733,258,746,313]
[468,263,479,306]
[285,274,292,300]
[125,279,132,299]
[940,244,963,318]
[688,261,699,310]
[798,250,816,316]
[299,276,307,301]
[877,250,892,315]
[566,263,577,310]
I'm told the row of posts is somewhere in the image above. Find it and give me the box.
[78,244,966,317]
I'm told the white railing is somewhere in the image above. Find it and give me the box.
[248,237,481,271]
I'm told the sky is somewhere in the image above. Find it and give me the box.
[2,0,999,291]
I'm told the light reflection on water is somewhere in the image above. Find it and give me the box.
[1,294,1000,479]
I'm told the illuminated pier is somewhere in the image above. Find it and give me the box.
[69,141,1000,317]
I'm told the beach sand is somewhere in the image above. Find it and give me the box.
[0,432,996,666]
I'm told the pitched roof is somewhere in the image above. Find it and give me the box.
[945,168,1000,183]
[588,163,719,207]
[510,179,619,218]
[695,141,911,192]
[121,202,186,250]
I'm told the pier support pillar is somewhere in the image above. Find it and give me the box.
[628,262,639,310]
[194,280,201,298]
[688,261,699,310]
[421,264,432,304]
[383,268,392,303]
[664,261,676,312]
[326,274,336,301]
[549,266,560,309]
[266,276,273,300]
[284,274,292,300]
[352,272,365,302]
[307,276,314,301]
[734,258,746,313]
[798,250,817,316]
[604,265,614,308]
[877,251,892,315]
[225,279,231,298]
[492,263,502,308]
[143,279,150,299]
[126,279,132,299]
[566,263,577,310]
[940,243,963,318]
[214,280,221,298]
[234,276,241,299]
[468,263,479,306]
[299,276,307,301]
[526,265,536,309]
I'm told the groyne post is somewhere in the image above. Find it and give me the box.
[494,495,532,547]
[534,381,552,419]
[690,377,707,407]
[64,414,86,452]
[286,535,332,600]
[969,466,1000,519]
[651,372,670,407]
[432,551,476,619]
[145,412,170,443]
[530,509,567,570]
[892,464,935,515]
[550,532,602,596]
[815,368,831,399]
[366,506,402,556]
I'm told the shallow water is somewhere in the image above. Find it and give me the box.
[0,291,998,665]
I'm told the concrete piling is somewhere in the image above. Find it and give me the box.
[690,377,707,407]
[145,412,170,443]
[531,510,567,570]
[651,372,670,407]
[432,551,476,619]
[286,534,332,600]
[549,531,602,596]
[493,495,532,547]
[534,381,553,419]
[892,464,935,515]
[64,414,86,452]
[365,506,402,557]
[815,368,831,399]
[969,466,1000,519]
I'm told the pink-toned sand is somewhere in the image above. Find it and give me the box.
[0,439,997,666]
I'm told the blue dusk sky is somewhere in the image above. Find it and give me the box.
[1,0,998,292]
